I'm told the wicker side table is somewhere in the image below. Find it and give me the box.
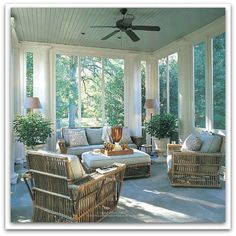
[141,144,152,155]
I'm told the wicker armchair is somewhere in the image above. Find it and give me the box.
[23,150,126,222]
[167,143,224,188]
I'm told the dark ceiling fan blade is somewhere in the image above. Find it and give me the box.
[101,30,120,40]
[131,25,161,31]
[125,30,140,42]
[90,26,116,28]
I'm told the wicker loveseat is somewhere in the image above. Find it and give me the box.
[23,150,126,222]
[167,131,225,188]
[58,127,137,157]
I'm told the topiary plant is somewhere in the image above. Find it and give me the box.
[13,112,53,149]
[144,113,178,140]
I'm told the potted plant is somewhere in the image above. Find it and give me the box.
[144,113,178,152]
[13,112,53,149]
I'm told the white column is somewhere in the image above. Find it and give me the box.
[145,57,159,148]
[178,41,193,142]
[9,43,25,183]
[33,46,52,150]
[125,55,142,136]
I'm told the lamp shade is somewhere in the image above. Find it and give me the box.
[24,97,42,109]
[144,99,159,110]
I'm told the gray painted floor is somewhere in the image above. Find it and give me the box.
[11,157,225,223]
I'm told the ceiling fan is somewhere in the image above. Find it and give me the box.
[90,8,160,42]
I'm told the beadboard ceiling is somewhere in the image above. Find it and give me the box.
[11,7,225,52]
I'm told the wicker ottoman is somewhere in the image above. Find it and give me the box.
[81,149,151,179]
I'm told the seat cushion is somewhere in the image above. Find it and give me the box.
[199,132,222,153]
[82,149,151,169]
[86,128,103,145]
[68,129,89,147]
[181,133,202,151]
[67,144,104,156]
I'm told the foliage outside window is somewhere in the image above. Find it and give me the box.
[213,33,225,130]
[104,58,124,126]
[194,42,206,128]
[158,57,168,114]
[158,53,179,118]
[56,54,125,139]
[169,53,179,117]
[26,52,33,97]
[56,54,79,136]
[141,61,146,125]
[81,56,103,127]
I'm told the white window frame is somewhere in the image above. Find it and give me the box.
[191,30,225,132]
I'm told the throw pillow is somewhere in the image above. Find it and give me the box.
[68,129,89,147]
[181,133,202,152]
[63,128,84,145]
[199,132,222,153]
[120,127,132,144]
[66,154,86,180]
[86,128,103,145]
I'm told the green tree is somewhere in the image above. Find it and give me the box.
[26,52,33,97]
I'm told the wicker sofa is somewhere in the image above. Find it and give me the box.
[23,150,126,222]
[58,126,137,157]
[167,131,225,188]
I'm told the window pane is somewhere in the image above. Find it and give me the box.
[26,52,33,97]
[56,54,79,139]
[169,53,178,117]
[213,33,225,130]
[141,61,146,125]
[158,57,167,114]
[104,58,124,126]
[194,42,206,128]
[81,56,102,127]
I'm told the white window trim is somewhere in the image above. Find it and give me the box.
[191,30,225,132]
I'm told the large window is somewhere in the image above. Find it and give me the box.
[212,33,225,130]
[158,52,179,117]
[193,32,225,130]
[193,42,206,128]
[56,54,124,138]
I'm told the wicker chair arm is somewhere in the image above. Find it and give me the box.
[167,144,182,155]
[58,139,68,154]
[172,151,223,158]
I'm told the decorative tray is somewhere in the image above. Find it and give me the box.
[101,148,133,156]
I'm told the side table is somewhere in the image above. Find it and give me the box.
[141,144,152,155]
[131,136,143,150]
